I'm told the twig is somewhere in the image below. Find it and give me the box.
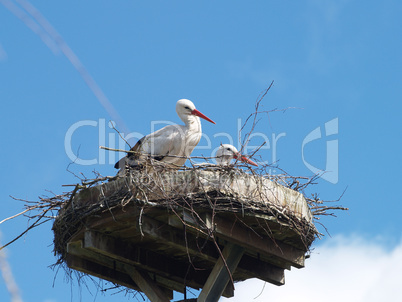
[0,214,49,251]
[109,120,132,149]
[0,208,31,225]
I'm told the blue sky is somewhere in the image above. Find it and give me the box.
[1,1,401,301]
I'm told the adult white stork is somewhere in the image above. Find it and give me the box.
[216,144,258,167]
[115,99,215,172]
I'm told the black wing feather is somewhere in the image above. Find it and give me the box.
[114,137,145,169]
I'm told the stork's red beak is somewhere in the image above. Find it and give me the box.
[191,109,216,124]
[234,153,258,167]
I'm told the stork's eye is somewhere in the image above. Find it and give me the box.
[227,148,231,151]
[184,106,190,110]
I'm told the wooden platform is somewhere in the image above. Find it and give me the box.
[54,169,316,301]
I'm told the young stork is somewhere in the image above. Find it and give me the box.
[216,144,258,167]
[115,99,215,172]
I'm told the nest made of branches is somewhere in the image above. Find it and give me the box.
[48,163,347,265]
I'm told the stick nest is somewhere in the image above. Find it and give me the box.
[49,164,345,263]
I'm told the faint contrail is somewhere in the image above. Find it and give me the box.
[0,0,59,54]
[0,43,8,61]
[1,0,130,134]
[0,233,23,302]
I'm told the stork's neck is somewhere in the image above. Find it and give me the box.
[217,155,232,165]
[183,115,202,133]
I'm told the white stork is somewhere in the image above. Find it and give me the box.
[216,144,258,167]
[115,99,215,172]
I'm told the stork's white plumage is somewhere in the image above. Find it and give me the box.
[115,99,215,171]
[216,144,258,167]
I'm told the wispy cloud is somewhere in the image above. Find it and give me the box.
[222,235,402,302]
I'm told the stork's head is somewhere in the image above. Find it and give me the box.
[216,144,258,167]
[176,99,215,124]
